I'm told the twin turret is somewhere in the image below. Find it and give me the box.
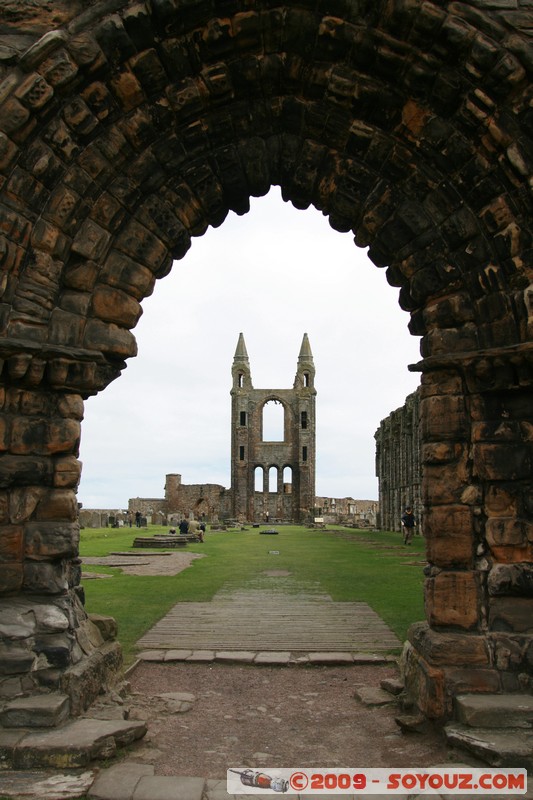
[231,332,315,391]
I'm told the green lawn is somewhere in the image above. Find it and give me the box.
[80,524,426,665]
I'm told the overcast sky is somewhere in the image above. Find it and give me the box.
[78,187,422,510]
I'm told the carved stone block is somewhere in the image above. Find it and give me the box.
[53,456,82,489]
[23,561,68,594]
[420,395,468,440]
[0,562,23,593]
[100,250,156,299]
[0,97,30,136]
[38,49,79,88]
[443,666,500,696]
[0,642,35,676]
[83,318,138,359]
[0,455,53,489]
[34,489,79,521]
[8,486,45,523]
[425,571,481,630]
[71,219,112,261]
[15,73,54,111]
[0,524,23,561]
[401,641,446,719]
[109,70,145,112]
[25,520,79,559]
[408,622,490,666]
[487,564,533,597]
[424,505,474,568]
[91,284,142,328]
[473,443,532,481]
[489,597,533,633]
[486,517,529,548]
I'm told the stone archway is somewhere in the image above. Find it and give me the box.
[0,1,532,721]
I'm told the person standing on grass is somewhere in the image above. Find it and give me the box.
[401,506,416,545]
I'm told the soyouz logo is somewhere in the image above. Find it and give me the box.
[226,767,527,794]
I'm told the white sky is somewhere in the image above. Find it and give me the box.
[78,187,422,510]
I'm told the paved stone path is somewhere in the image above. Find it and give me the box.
[5,575,533,799]
[136,575,401,657]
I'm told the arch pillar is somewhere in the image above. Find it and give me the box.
[403,344,533,718]
[0,384,121,711]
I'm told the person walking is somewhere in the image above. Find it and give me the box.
[401,506,416,545]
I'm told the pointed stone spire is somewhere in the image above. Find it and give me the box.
[233,332,249,363]
[232,332,252,389]
[295,333,315,389]
[298,332,313,365]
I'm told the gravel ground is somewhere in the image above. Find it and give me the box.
[126,661,454,779]
[86,550,457,780]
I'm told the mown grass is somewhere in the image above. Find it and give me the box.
[80,524,426,665]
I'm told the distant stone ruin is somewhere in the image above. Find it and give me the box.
[124,334,376,527]
[375,391,421,532]
[0,0,532,726]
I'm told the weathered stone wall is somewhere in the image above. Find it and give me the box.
[375,391,421,532]
[0,0,531,721]
[231,334,316,522]
[127,497,166,520]
[130,477,376,526]
[401,362,533,718]
[252,489,294,523]
[164,474,227,521]
[0,389,121,709]
[126,475,230,523]
[314,497,378,527]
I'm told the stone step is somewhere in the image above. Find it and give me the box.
[0,693,70,729]
[444,723,533,770]
[88,763,206,800]
[0,718,147,769]
[455,693,533,729]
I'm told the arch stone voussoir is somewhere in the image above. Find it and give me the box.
[0,0,532,725]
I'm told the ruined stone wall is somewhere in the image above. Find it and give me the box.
[375,391,421,532]
[127,476,228,522]
[0,0,531,723]
[252,490,294,523]
[231,334,316,522]
[314,497,378,527]
[163,474,182,511]
[127,497,166,519]
[130,479,376,525]
[166,481,227,521]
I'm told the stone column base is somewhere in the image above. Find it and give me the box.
[401,622,533,719]
[61,639,123,716]
[0,594,123,719]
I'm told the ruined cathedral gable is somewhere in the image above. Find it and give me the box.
[128,333,318,523]
[230,333,317,523]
